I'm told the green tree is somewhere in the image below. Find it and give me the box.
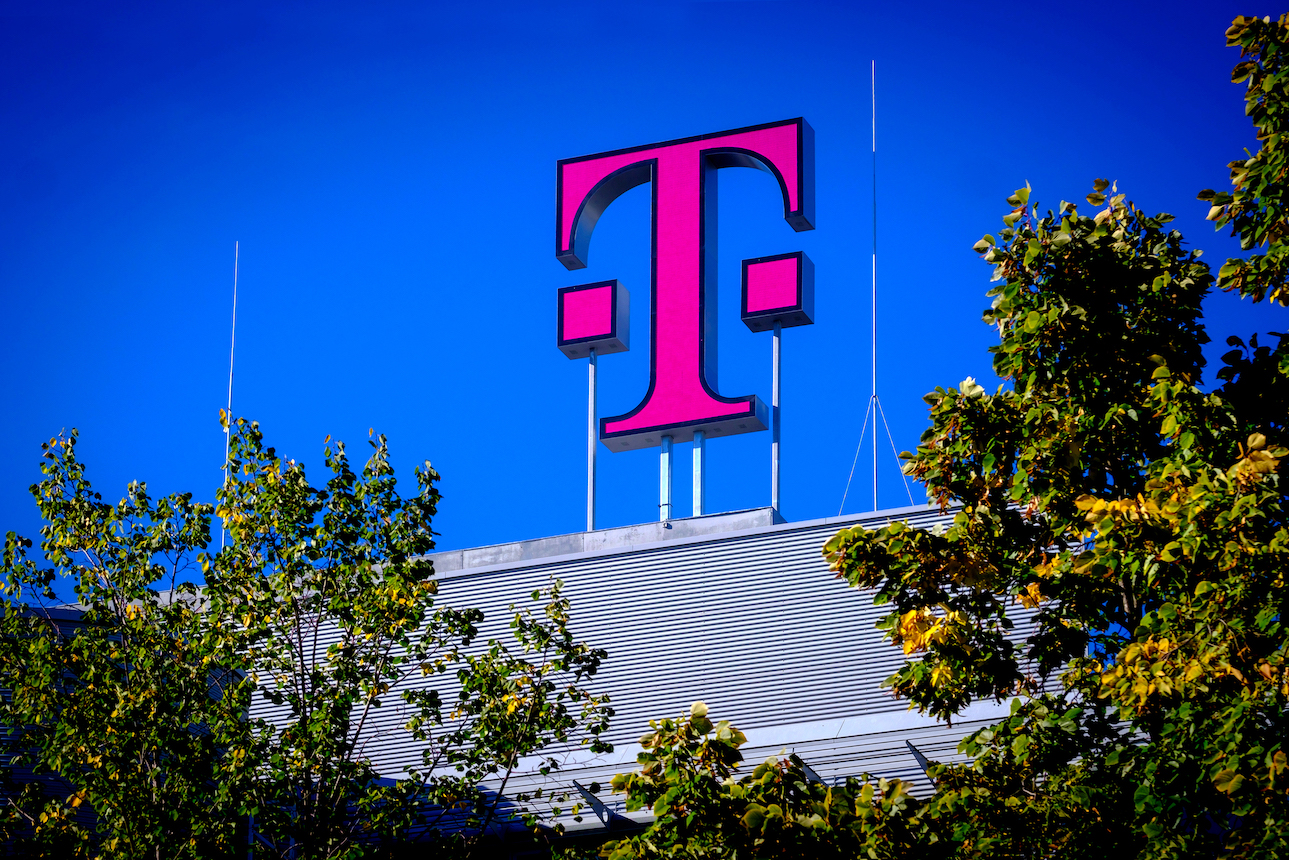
[594,703,934,860]
[0,421,613,859]
[1200,14,1289,306]
[202,417,615,859]
[0,430,252,858]
[821,12,1289,859]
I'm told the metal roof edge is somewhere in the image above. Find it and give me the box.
[509,696,1014,776]
[430,502,952,581]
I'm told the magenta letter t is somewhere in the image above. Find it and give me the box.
[556,118,815,451]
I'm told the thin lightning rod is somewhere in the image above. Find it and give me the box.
[838,61,916,515]
[221,241,239,549]
[871,61,878,512]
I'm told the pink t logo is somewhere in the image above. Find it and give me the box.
[557,118,815,451]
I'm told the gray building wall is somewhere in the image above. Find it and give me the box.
[247,503,1036,834]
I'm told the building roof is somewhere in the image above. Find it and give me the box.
[249,503,1038,836]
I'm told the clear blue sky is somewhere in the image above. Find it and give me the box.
[2,1,1285,569]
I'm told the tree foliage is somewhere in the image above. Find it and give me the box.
[1200,13,1289,306]
[207,418,613,859]
[596,703,933,860]
[0,431,250,858]
[818,15,1289,859]
[0,420,613,859]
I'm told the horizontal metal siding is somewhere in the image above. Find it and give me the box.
[248,508,1047,825]
[430,518,922,745]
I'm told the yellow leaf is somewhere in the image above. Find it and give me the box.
[1018,581,1045,609]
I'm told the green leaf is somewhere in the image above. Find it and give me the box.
[1214,769,1244,795]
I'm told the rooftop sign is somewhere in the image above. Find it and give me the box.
[555,118,815,451]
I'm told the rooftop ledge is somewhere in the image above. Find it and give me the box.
[426,503,945,578]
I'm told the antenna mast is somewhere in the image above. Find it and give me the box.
[871,61,878,511]
[838,62,917,516]
[221,241,239,548]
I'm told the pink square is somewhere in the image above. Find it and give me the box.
[745,256,799,313]
[563,286,613,340]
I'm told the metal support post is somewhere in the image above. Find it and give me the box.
[587,348,597,532]
[659,435,673,521]
[692,430,706,517]
[771,321,782,515]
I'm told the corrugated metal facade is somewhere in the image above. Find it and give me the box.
[248,503,1037,833]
